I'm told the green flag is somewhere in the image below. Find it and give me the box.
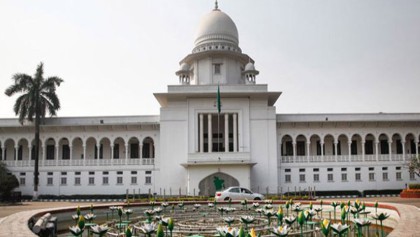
[217,85,221,113]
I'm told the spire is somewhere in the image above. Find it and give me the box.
[214,0,219,10]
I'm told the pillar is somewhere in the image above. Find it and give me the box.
[293,142,297,160]
[361,141,365,162]
[139,144,143,159]
[83,145,86,166]
[306,142,310,160]
[224,114,229,152]
[334,142,338,162]
[125,143,129,164]
[348,142,352,161]
[69,145,73,161]
[402,141,406,161]
[375,141,379,161]
[28,145,32,161]
[208,114,212,153]
[388,141,392,161]
[233,113,237,152]
[199,114,204,153]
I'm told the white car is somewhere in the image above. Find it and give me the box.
[215,187,264,201]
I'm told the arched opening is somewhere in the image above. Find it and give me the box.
[391,133,403,155]
[323,134,335,156]
[365,134,376,155]
[128,137,140,159]
[99,137,111,159]
[142,137,155,158]
[309,134,321,156]
[198,172,239,196]
[379,134,389,155]
[72,137,83,159]
[296,134,307,156]
[350,134,362,155]
[405,133,416,155]
[113,137,125,159]
[280,135,293,156]
[45,138,56,160]
[17,138,29,161]
[337,134,348,155]
[58,138,70,160]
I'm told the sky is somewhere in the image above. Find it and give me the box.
[1,0,420,118]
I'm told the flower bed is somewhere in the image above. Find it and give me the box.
[400,189,420,198]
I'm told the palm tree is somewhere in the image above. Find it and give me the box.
[4,62,63,199]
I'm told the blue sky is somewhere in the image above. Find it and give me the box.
[1,0,420,118]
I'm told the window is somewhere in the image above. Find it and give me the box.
[284,141,293,156]
[299,174,305,182]
[103,171,109,175]
[341,173,347,182]
[382,167,388,171]
[313,168,319,172]
[46,145,55,160]
[47,172,53,176]
[296,141,305,156]
[103,177,109,185]
[285,169,291,173]
[131,176,137,184]
[327,168,333,172]
[20,177,25,186]
[351,140,357,155]
[114,144,120,159]
[380,140,389,154]
[130,144,139,158]
[145,171,152,175]
[383,172,389,181]
[117,171,123,175]
[61,177,67,185]
[369,173,375,181]
[355,167,361,171]
[285,175,291,183]
[89,171,95,175]
[62,145,70,160]
[214,64,221,74]
[117,177,123,184]
[409,172,415,180]
[47,177,53,185]
[369,167,374,171]
[75,177,81,185]
[61,172,67,175]
[89,177,95,185]
[396,172,402,181]
[75,172,81,175]
[299,168,305,172]
[314,174,320,182]
[396,140,403,154]
[131,171,137,175]
[341,168,347,172]
[328,173,333,182]
[365,140,374,155]
[396,167,401,170]
[145,176,152,184]
[355,173,361,181]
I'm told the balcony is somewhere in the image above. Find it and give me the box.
[280,154,413,164]
[3,158,155,167]
[183,152,254,167]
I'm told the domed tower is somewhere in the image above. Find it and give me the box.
[176,2,258,85]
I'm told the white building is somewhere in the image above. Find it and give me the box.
[1,5,419,198]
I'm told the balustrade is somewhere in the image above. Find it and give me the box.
[3,158,155,167]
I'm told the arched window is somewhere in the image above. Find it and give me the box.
[142,137,154,158]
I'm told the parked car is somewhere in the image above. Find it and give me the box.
[215,187,264,201]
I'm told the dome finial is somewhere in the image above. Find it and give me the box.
[214,0,218,10]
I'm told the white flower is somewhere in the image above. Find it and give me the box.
[90,224,108,235]
[331,223,349,234]
[84,213,96,221]
[217,226,239,237]
[136,222,157,234]
[252,202,260,208]
[271,225,290,236]
[240,215,255,224]
[161,202,169,207]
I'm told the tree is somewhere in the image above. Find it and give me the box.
[4,62,63,200]
[0,162,19,201]
[408,157,420,178]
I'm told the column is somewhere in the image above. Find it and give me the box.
[110,144,114,166]
[69,146,73,161]
[125,143,129,164]
[55,145,59,165]
[375,141,379,161]
[402,141,406,161]
[293,142,297,160]
[1,146,4,161]
[334,142,338,162]
[416,139,419,157]
[208,114,212,153]
[361,141,365,162]
[83,145,86,166]
[15,146,19,161]
[224,114,229,152]
[320,142,324,161]
[306,142,310,160]
[28,145,32,161]
[233,113,237,152]
[42,145,46,165]
[199,114,204,153]
[139,144,143,159]
[388,141,392,161]
[348,142,352,161]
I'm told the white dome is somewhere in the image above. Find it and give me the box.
[245,62,255,71]
[179,63,190,71]
[194,9,239,47]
